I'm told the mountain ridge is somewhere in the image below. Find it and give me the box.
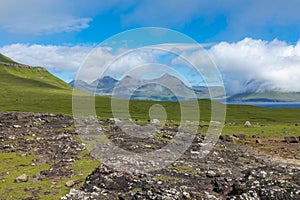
[69,74,300,102]
[69,73,225,101]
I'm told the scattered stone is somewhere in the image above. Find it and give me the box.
[244,121,252,127]
[8,135,15,140]
[219,135,239,143]
[65,180,76,187]
[284,136,299,143]
[13,124,21,128]
[162,134,173,139]
[3,144,14,149]
[233,134,246,140]
[252,134,260,138]
[157,181,163,185]
[15,174,28,182]
[206,170,217,178]
[183,191,191,199]
[255,139,262,144]
[109,118,121,122]
[190,150,200,155]
[151,119,160,123]
[82,165,134,192]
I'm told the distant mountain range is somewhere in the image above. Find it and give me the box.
[69,74,300,102]
[69,74,225,101]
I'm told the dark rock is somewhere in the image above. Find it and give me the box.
[212,178,233,195]
[233,134,246,140]
[252,134,260,138]
[256,139,262,144]
[284,136,299,143]
[229,181,246,195]
[82,165,134,192]
[219,135,239,143]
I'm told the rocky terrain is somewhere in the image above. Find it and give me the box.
[0,112,300,200]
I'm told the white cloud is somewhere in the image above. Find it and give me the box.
[0,0,118,34]
[0,43,93,72]
[2,17,92,35]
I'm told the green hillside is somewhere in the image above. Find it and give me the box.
[0,53,17,64]
[0,63,73,114]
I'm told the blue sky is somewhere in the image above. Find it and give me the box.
[1,0,300,94]
[1,0,300,45]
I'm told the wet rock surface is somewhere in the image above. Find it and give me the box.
[0,112,300,199]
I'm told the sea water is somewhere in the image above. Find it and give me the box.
[226,102,300,108]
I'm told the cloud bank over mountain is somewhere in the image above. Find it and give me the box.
[209,38,300,94]
[1,38,300,95]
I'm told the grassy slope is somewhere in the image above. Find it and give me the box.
[0,64,73,114]
[0,53,17,63]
